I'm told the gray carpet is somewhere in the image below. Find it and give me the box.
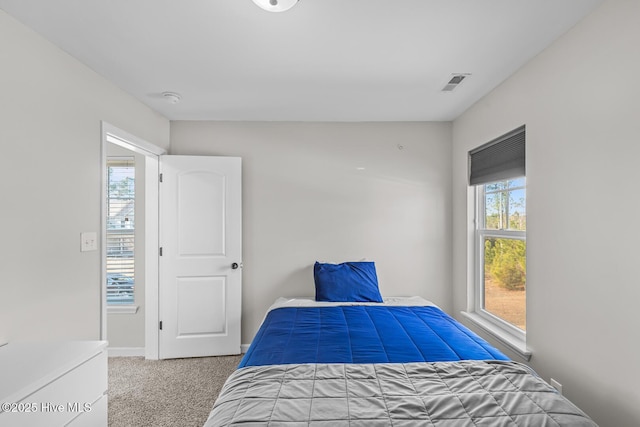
[108,355,242,427]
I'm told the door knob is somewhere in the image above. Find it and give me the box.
[231,262,239,269]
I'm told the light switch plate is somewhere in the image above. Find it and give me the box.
[81,231,98,252]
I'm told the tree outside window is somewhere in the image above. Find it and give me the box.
[479,178,526,331]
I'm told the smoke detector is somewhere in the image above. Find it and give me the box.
[162,92,182,104]
[441,74,470,92]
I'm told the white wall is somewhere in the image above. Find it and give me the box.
[171,121,452,343]
[451,0,640,425]
[0,10,169,343]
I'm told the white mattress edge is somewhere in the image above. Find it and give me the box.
[267,296,438,313]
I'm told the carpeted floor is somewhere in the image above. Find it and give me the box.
[108,355,242,427]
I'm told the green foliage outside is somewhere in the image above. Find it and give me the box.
[109,175,135,198]
[485,238,526,290]
[483,179,526,291]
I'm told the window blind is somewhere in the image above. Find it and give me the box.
[107,157,135,305]
[469,125,525,186]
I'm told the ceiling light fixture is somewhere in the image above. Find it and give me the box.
[252,0,299,13]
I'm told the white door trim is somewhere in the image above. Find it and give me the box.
[100,122,166,360]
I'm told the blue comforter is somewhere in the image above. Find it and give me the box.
[239,305,508,367]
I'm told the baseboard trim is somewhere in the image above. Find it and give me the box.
[108,347,145,357]
[109,346,246,357]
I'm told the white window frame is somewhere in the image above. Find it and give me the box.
[462,180,530,360]
[101,121,166,358]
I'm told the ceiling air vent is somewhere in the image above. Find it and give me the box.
[441,73,470,92]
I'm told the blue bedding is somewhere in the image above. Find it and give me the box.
[239,305,508,368]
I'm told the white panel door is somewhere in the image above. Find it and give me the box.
[159,155,241,359]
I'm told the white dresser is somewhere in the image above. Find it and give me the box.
[0,341,108,427]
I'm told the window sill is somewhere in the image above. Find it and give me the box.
[107,305,139,315]
[461,311,531,361]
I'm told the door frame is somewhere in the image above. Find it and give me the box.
[100,122,166,359]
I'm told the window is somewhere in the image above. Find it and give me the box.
[106,158,135,305]
[466,125,527,356]
[477,178,526,332]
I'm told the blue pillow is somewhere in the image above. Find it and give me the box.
[314,261,383,303]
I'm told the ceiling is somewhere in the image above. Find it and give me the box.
[0,0,602,122]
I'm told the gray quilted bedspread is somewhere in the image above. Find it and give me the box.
[204,361,597,426]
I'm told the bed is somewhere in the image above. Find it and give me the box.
[205,262,597,426]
